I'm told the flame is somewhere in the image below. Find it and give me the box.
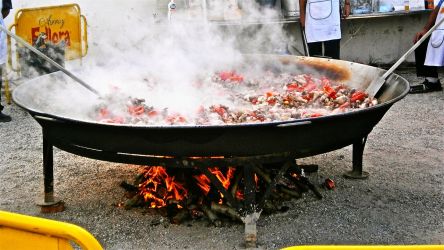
[138,166,188,208]
[137,165,246,209]
[194,167,235,199]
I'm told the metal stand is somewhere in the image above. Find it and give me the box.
[344,136,369,179]
[37,131,65,213]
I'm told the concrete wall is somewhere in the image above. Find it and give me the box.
[285,11,430,65]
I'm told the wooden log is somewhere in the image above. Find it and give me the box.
[278,186,302,199]
[120,181,139,192]
[230,170,243,199]
[133,173,145,186]
[202,204,222,227]
[170,209,190,224]
[299,176,323,199]
[294,179,310,193]
[252,166,271,183]
[210,202,241,222]
[124,194,144,209]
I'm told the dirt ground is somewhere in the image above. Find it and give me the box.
[0,67,443,249]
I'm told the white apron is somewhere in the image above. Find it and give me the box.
[305,0,341,43]
[425,4,444,66]
[0,1,7,65]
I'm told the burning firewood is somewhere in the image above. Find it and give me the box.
[202,204,222,227]
[210,202,242,222]
[119,163,324,226]
[171,210,190,225]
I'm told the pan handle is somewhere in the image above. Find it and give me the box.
[276,120,311,127]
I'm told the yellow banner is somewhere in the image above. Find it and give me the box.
[14,4,86,60]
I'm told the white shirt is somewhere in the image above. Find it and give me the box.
[304,0,341,43]
[0,9,7,65]
[425,5,444,66]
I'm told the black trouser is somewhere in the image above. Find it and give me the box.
[415,36,438,78]
[307,39,341,59]
[0,66,3,111]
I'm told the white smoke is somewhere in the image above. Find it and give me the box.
[10,0,292,122]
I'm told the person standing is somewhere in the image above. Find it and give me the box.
[409,0,444,93]
[0,0,12,122]
[299,0,351,59]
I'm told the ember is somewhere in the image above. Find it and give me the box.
[120,162,323,226]
[138,166,188,208]
[92,71,378,125]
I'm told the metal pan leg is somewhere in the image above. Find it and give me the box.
[344,136,369,179]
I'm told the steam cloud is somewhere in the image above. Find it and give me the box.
[12,0,292,122]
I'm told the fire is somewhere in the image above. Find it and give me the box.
[137,165,242,209]
[138,166,188,208]
[194,167,235,194]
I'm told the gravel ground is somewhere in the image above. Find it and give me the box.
[0,68,443,249]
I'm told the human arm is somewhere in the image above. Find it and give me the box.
[413,6,439,43]
[299,0,307,28]
[342,0,351,18]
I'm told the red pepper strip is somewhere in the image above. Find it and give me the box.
[219,71,243,82]
[229,74,244,82]
[303,82,317,92]
[350,91,366,102]
[212,106,226,117]
[128,105,145,116]
[321,77,330,86]
[339,102,350,109]
[310,113,323,118]
[219,71,233,81]
[98,108,110,119]
[250,112,265,121]
[148,110,158,117]
[250,97,258,105]
[323,84,337,99]
[302,94,312,101]
[286,83,299,91]
[166,114,187,124]
[177,116,187,123]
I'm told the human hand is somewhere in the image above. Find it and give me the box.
[343,4,351,18]
[413,29,427,43]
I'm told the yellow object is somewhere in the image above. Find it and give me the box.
[0,210,103,250]
[283,246,444,250]
[4,3,88,104]
[0,70,11,104]
[12,3,88,61]
[3,72,11,105]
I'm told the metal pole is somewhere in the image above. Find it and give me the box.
[300,23,310,56]
[0,25,101,97]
